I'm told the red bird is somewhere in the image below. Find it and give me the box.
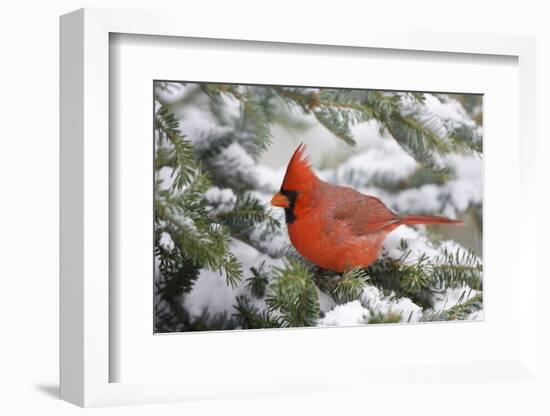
[270,144,463,272]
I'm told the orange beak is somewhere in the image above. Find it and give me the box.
[270,192,290,208]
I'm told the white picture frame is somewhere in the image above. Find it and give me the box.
[60,7,538,408]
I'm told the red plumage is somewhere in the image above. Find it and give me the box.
[271,143,464,272]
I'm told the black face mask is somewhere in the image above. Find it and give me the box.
[279,188,298,224]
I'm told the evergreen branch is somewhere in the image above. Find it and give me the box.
[202,85,274,159]
[313,109,357,146]
[242,99,273,157]
[155,105,197,189]
[448,125,483,153]
[200,83,240,101]
[398,254,432,293]
[246,261,270,298]
[367,310,402,324]
[266,258,321,327]
[360,90,402,118]
[215,194,281,233]
[366,244,482,308]
[155,238,200,297]
[357,166,446,193]
[333,268,370,303]
[271,86,321,112]
[271,86,478,171]
[169,169,211,211]
[187,310,237,331]
[156,189,243,287]
[430,248,483,291]
[200,141,259,192]
[155,146,176,170]
[313,267,369,304]
[170,136,198,190]
[223,251,243,288]
[154,239,200,332]
[313,93,386,145]
[233,295,282,329]
[405,92,427,105]
[422,293,483,321]
[227,230,287,260]
[384,112,450,177]
[155,81,185,93]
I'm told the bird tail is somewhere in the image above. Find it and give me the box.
[399,215,464,226]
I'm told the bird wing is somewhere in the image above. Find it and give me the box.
[330,189,399,235]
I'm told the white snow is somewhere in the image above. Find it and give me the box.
[160,83,241,152]
[431,287,479,312]
[308,119,483,218]
[424,94,477,131]
[383,225,440,263]
[317,290,337,314]
[318,300,369,326]
[317,285,424,327]
[350,151,483,218]
[390,184,444,215]
[326,139,419,187]
[158,232,175,251]
[400,93,479,141]
[211,142,257,184]
[183,238,285,323]
[170,211,197,233]
[222,142,255,167]
[183,268,239,319]
[248,224,289,258]
[178,105,234,152]
[204,187,236,205]
[254,164,286,193]
[204,187,237,214]
[156,166,176,191]
[361,284,423,323]
[154,83,186,104]
[448,179,480,212]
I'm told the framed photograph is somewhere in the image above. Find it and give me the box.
[60,8,538,407]
[152,80,483,334]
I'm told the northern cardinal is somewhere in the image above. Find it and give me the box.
[270,144,463,272]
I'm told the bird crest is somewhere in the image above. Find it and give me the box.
[281,143,318,192]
